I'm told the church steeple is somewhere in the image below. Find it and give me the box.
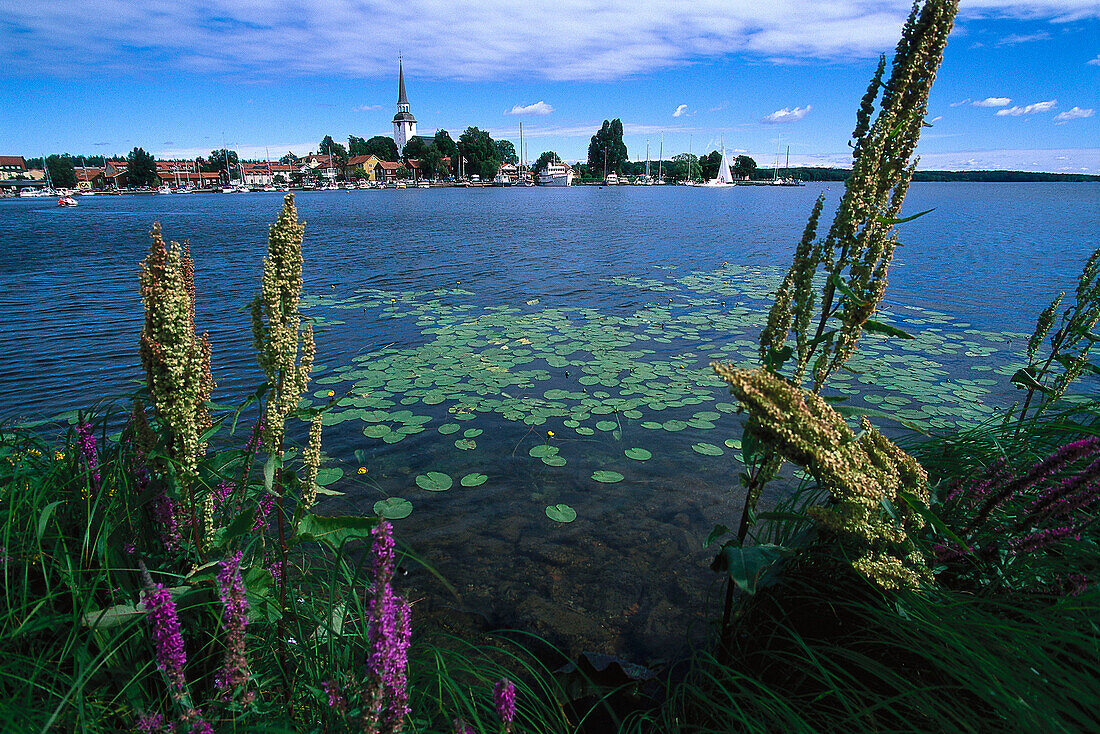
[397,58,409,110]
[392,57,417,155]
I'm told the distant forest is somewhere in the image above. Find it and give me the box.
[761,167,1100,183]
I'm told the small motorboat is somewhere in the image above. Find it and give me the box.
[57,195,78,207]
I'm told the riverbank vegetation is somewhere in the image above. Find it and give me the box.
[3,1,1097,732]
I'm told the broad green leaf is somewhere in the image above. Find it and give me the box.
[459,472,488,487]
[863,319,915,340]
[373,497,413,519]
[711,544,787,594]
[545,504,577,523]
[592,470,624,484]
[624,448,652,461]
[296,513,376,548]
[415,472,453,491]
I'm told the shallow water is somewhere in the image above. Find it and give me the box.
[1,183,1097,659]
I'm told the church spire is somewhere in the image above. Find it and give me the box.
[397,57,409,108]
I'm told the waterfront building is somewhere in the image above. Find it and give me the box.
[297,154,338,182]
[348,154,382,182]
[393,59,417,156]
[105,160,129,188]
[75,166,105,190]
[0,156,27,178]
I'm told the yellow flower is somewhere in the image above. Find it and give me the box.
[547,430,555,437]
[357,466,367,475]
[327,390,335,397]
[54,451,66,461]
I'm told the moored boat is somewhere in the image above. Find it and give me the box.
[537,160,573,187]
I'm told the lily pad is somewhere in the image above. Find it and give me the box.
[592,470,624,484]
[455,438,477,451]
[624,448,652,461]
[692,442,724,456]
[542,455,567,467]
[529,444,559,458]
[662,420,687,432]
[595,420,618,432]
[315,467,343,486]
[545,504,577,523]
[463,428,483,438]
[438,423,460,435]
[373,497,413,520]
[363,424,392,438]
[415,472,453,491]
[460,472,488,487]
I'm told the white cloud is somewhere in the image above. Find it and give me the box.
[929,115,943,123]
[1088,54,1100,66]
[996,31,1050,46]
[673,104,688,118]
[763,105,812,124]
[506,101,554,116]
[995,100,1058,116]
[1054,106,1095,123]
[949,98,972,107]
[354,104,382,112]
[973,97,1011,107]
[796,147,1100,174]
[2,1,1097,82]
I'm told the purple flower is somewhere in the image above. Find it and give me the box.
[154,490,181,552]
[364,520,412,731]
[321,679,347,715]
[245,419,264,453]
[212,481,236,515]
[76,422,101,489]
[124,542,136,556]
[142,582,187,695]
[252,493,275,531]
[268,560,285,584]
[453,719,475,734]
[214,551,252,702]
[135,711,171,733]
[493,678,516,730]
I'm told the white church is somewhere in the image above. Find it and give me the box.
[392,59,418,155]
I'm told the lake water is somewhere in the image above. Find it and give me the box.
[1,183,1097,660]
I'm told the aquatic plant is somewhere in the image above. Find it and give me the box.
[1013,244,1100,427]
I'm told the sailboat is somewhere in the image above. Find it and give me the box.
[704,144,736,186]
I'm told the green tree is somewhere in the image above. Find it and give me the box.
[699,151,722,181]
[671,153,701,182]
[204,149,238,175]
[45,154,77,188]
[533,151,559,174]
[433,130,457,161]
[364,136,399,162]
[420,145,444,179]
[348,135,369,157]
[457,127,501,180]
[318,135,348,161]
[127,147,158,187]
[279,151,297,165]
[403,136,430,161]
[733,155,758,179]
[495,139,518,165]
[587,119,629,174]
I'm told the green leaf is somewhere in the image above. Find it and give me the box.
[315,467,343,486]
[1010,367,1050,394]
[591,470,624,484]
[373,497,413,520]
[415,472,453,491]
[898,490,973,557]
[692,442,724,456]
[875,207,935,225]
[295,514,376,548]
[459,472,488,487]
[763,345,793,373]
[829,272,868,307]
[37,500,63,541]
[863,319,915,340]
[545,504,577,523]
[711,544,787,594]
[703,524,731,549]
[624,448,652,461]
[221,505,257,544]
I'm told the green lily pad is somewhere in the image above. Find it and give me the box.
[595,420,618,432]
[662,420,687,432]
[315,467,343,486]
[640,421,663,430]
[460,472,488,487]
[455,438,477,451]
[463,428,483,438]
[415,472,453,491]
[382,432,405,444]
[529,444,559,458]
[545,504,577,523]
[373,497,413,520]
[542,455,567,467]
[592,470,624,484]
[692,442,724,456]
[363,424,392,438]
[438,423,460,435]
[625,448,652,461]
[576,426,594,436]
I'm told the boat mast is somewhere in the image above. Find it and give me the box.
[658,135,663,183]
[645,139,650,179]
[773,133,781,183]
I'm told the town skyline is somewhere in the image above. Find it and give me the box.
[2,1,1097,173]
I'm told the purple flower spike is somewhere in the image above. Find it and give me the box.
[215,551,252,702]
[253,493,275,531]
[364,520,412,731]
[143,582,187,695]
[493,677,517,730]
[76,422,101,489]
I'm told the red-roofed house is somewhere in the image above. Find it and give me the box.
[240,162,297,186]
[372,160,407,183]
[105,160,129,189]
[75,167,106,190]
[0,156,27,178]
[298,154,338,181]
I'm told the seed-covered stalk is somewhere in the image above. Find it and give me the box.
[139,223,214,551]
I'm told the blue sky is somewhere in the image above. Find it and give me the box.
[2,1,1097,172]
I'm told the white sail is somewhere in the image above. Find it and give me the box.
[716,148,736,184]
